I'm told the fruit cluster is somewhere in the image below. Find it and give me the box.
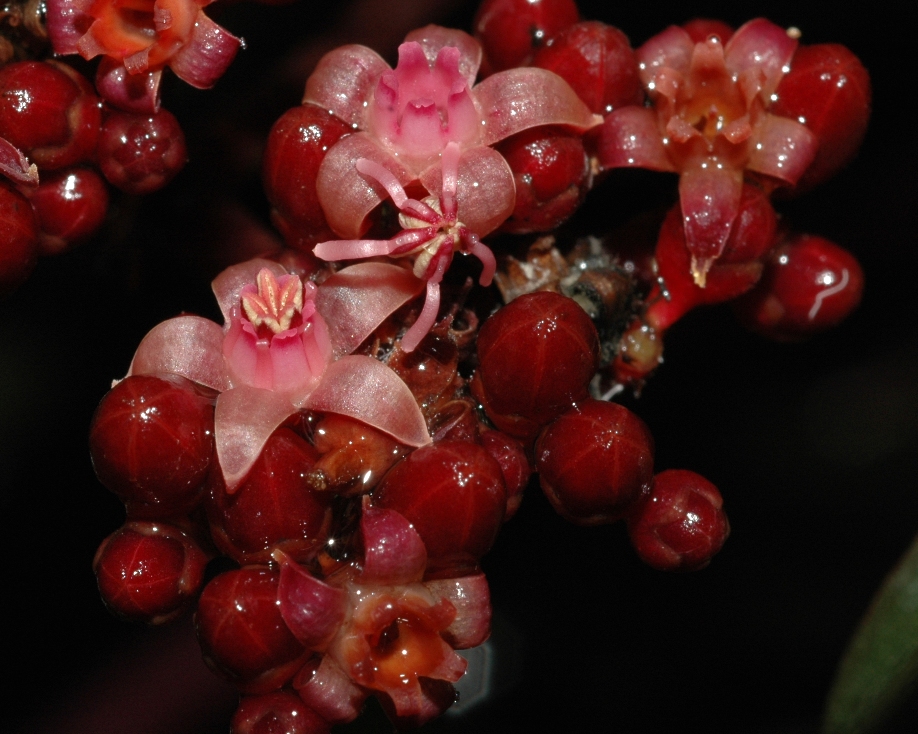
[76,0,870,731]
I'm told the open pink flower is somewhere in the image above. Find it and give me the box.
[277,504,491,727]
[126,257,430,489]
[46,0,241,110]
[598,19,817,285]
[306,24,600,241]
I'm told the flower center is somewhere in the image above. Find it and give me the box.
[241,268,304,338]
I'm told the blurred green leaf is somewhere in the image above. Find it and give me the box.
[824,533,918,734]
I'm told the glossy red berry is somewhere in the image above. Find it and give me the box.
[733,233,864,341]
[196,568,308,693]
[206,428,332,565]
[474,0,580,74]
[231,690,330,734]
[97,108,187,194]
[475,291,600,437]
[28,166,109,255]
[536,399,655,525]
[479,430,532,521]
[93,521,209,624]
[89,374,215,519]
[627,469,729,572]
[373,440,506,576]
[263,103,350,251]
[497,125,591,234]
[0,181,39,297]
[771,43,871,193]
[0,60,102,169]
[532,21,644,115]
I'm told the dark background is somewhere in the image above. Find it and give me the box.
[3,0,916,732]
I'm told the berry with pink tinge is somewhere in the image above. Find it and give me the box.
[681,19,734,44]
[532,21,644,115]
[196,568,310,694]
[771,43,871,193]
[536,399,655,525]
[0,60,102,170]
[474,0,580,74]
[627,469,730,572]
[206,428,332,565]
[97,108,187,194]
[0,181,39,297]
[89,374,215,519]
[475,290,600,437]
[497,125,591,234]
[733,233,864,341]
[231,690,330,734]
[373,440,506,577]
[94,521,209,624]
[28,166,109,255]
[263,103,350,251]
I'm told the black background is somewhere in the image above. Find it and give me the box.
[3,0,917,732]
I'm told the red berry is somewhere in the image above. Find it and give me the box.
[681,19,734,45]
[0,60,102,169]
[93,521,209,624]
[28,166,109,256]
[532,21,644,115]
[372,440,506,576]
[231,691,330,734]
[97,108,187,194]
[475,291,600,436]
[263,103,350,251]
[0,181,38,297]
[536,399,655,525]
[733,233,864,341]
[771,43,871,193]
[206,428,332,565]
[480,430,532,520]
[497,125,591,234]
[474,0,580,74]
[89,374,215,519]
[196,568,308,693]
[627,469,729,572]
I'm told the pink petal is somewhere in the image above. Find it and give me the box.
[679,163,744,285]
[313,238,398,262]
[275,550,347,651]
[214,386,294,491]
[597,106,674,171]
[360,503,427,585]
[45,0,94,55]
[316,133,413,239]
[303,355,430,447]
[293,656,367,724]
[0,137,37,186]
[315,262,424,358]
[474,67,602,147]
[303,44,390,127]
[168,12,242,89]
[724,18,797,99]
[418,146,515,236]
[95,58,162,113]
[128,315,230,391]
[400,280,441,354]
[404,25,482,88]
[635,25,694,87]
[746,113,817,185]
[211,258,287,325]
[424,574,492,649]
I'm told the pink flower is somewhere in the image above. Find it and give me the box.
[598,19,818,285]
[126,258,431,489]
[277,504,491,727]
[308,25,599,348]
[46,0,241,110]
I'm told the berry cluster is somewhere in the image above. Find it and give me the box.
[80,0,870,731]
